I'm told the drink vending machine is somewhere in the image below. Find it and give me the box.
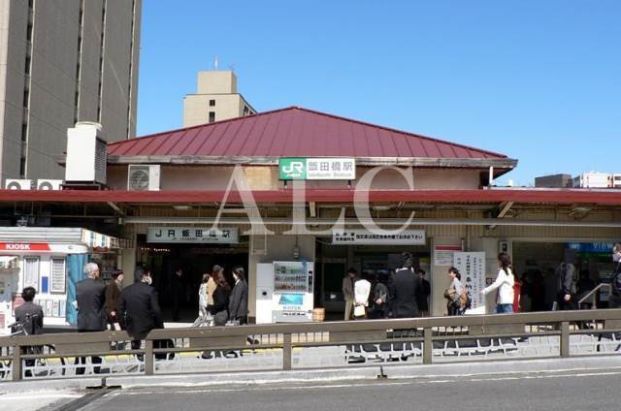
[255,261,314,323]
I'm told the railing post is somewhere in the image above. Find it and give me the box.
[144,339,154,375]
[283,333,292,371]
[11,344,22,381]
[423,327,432,365]
[560,321,570,358]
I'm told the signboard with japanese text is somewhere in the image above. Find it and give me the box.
[453,252,485,311]
[147,227,239,244]
[279,158,356,180]
[332,229,426,245]
[434,244,463,266]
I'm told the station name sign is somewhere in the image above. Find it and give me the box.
[332,229,426,245]
[147,227,239,244]
[279,158,356,180]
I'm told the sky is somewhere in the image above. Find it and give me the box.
[136,0,621,187]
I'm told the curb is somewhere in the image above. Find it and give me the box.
[2,355,621,393]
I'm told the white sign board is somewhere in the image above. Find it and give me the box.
[333,229,426,245]
[453,252,486,311]
[147,227,239,244]
[434,244,463,266]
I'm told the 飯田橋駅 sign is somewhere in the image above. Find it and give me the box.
[147,227,239,244]
[279,158,356,180]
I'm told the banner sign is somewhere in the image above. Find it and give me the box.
[332,229,426,245]
[147,227,239,244]
[279,158,356,180]
[453,252,486,311]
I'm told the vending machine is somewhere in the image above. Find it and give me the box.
[255,261,314,323]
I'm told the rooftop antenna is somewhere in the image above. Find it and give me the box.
[213,56,219,70]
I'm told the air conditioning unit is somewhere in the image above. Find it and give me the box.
[128,165,160,191]
[37,179,63,190]
[5,179,33,190]
[65,122,107,184]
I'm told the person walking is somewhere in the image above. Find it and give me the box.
[75,262,106,374]
[228,267,248,324]
[342,268,357,321]
[390,252,420,318]
[555,259,577,311]
[415,268,431,317]
[445,267,465,316]
[14,286,44,376]
[206,265,222,307]
[482,252,515,314]
[353,275,372,319]
[120,270,163,351]
[609,243,621,309]
[208,270,231,326]
[104,269,124,330]
[367,273,389,319]
[198,273,210,319]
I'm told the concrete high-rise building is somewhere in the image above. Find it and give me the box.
[0,0,141,180]
[183,70,256,127]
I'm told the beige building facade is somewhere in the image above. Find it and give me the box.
[0,0,141,181]
[183,71,255,127]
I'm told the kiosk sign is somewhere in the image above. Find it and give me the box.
[279,158,356,180]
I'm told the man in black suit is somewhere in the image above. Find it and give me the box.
[390,252,420,318]
[75,262,106,374]
[121,269,163,350]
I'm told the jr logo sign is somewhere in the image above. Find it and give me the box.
[279,158,306,180]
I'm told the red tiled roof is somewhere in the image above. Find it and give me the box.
[0,189,619,206]
[108,107,511,161]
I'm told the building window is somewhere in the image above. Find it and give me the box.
[51,258,67,293]
[243,106,250,115]
[23,90,29,107]
[23,257,40,289]
[21,124,28,142]
[208,112,215,123]
[24,56,31,74]
[209,99,216,107]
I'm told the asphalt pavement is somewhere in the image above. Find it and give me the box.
[76,369,619,411]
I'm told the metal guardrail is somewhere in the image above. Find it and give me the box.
[578,283,610,308]
[1,309,621,382]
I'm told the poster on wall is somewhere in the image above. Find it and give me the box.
[434,245,463,266]
[453,252,486,311]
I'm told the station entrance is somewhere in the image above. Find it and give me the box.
[137,236,249,322]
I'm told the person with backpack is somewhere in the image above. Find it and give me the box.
[609,243,621,309]
[482,252,515,314]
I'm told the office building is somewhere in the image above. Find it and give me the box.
[0,0,141,180]
[183,70,256,127]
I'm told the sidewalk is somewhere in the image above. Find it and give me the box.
[2,355,621,394]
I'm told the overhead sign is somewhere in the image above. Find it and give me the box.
[279,158,356,180]
[147,227,239,244]
[0,243,87,254]
[332,229,426,245]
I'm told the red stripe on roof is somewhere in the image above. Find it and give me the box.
[0,189,619,206]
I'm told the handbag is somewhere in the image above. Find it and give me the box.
[353,304,366,318]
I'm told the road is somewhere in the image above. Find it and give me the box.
[77,369,620,411]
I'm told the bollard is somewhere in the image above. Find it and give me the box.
[11,344,21,381]
[423,328,433,365]
[144,340,154,375]
[560,321,570,358]
[283,333,292,371]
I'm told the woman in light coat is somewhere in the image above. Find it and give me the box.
[482,252,515,313]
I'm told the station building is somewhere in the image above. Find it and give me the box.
[0,106,620,326]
